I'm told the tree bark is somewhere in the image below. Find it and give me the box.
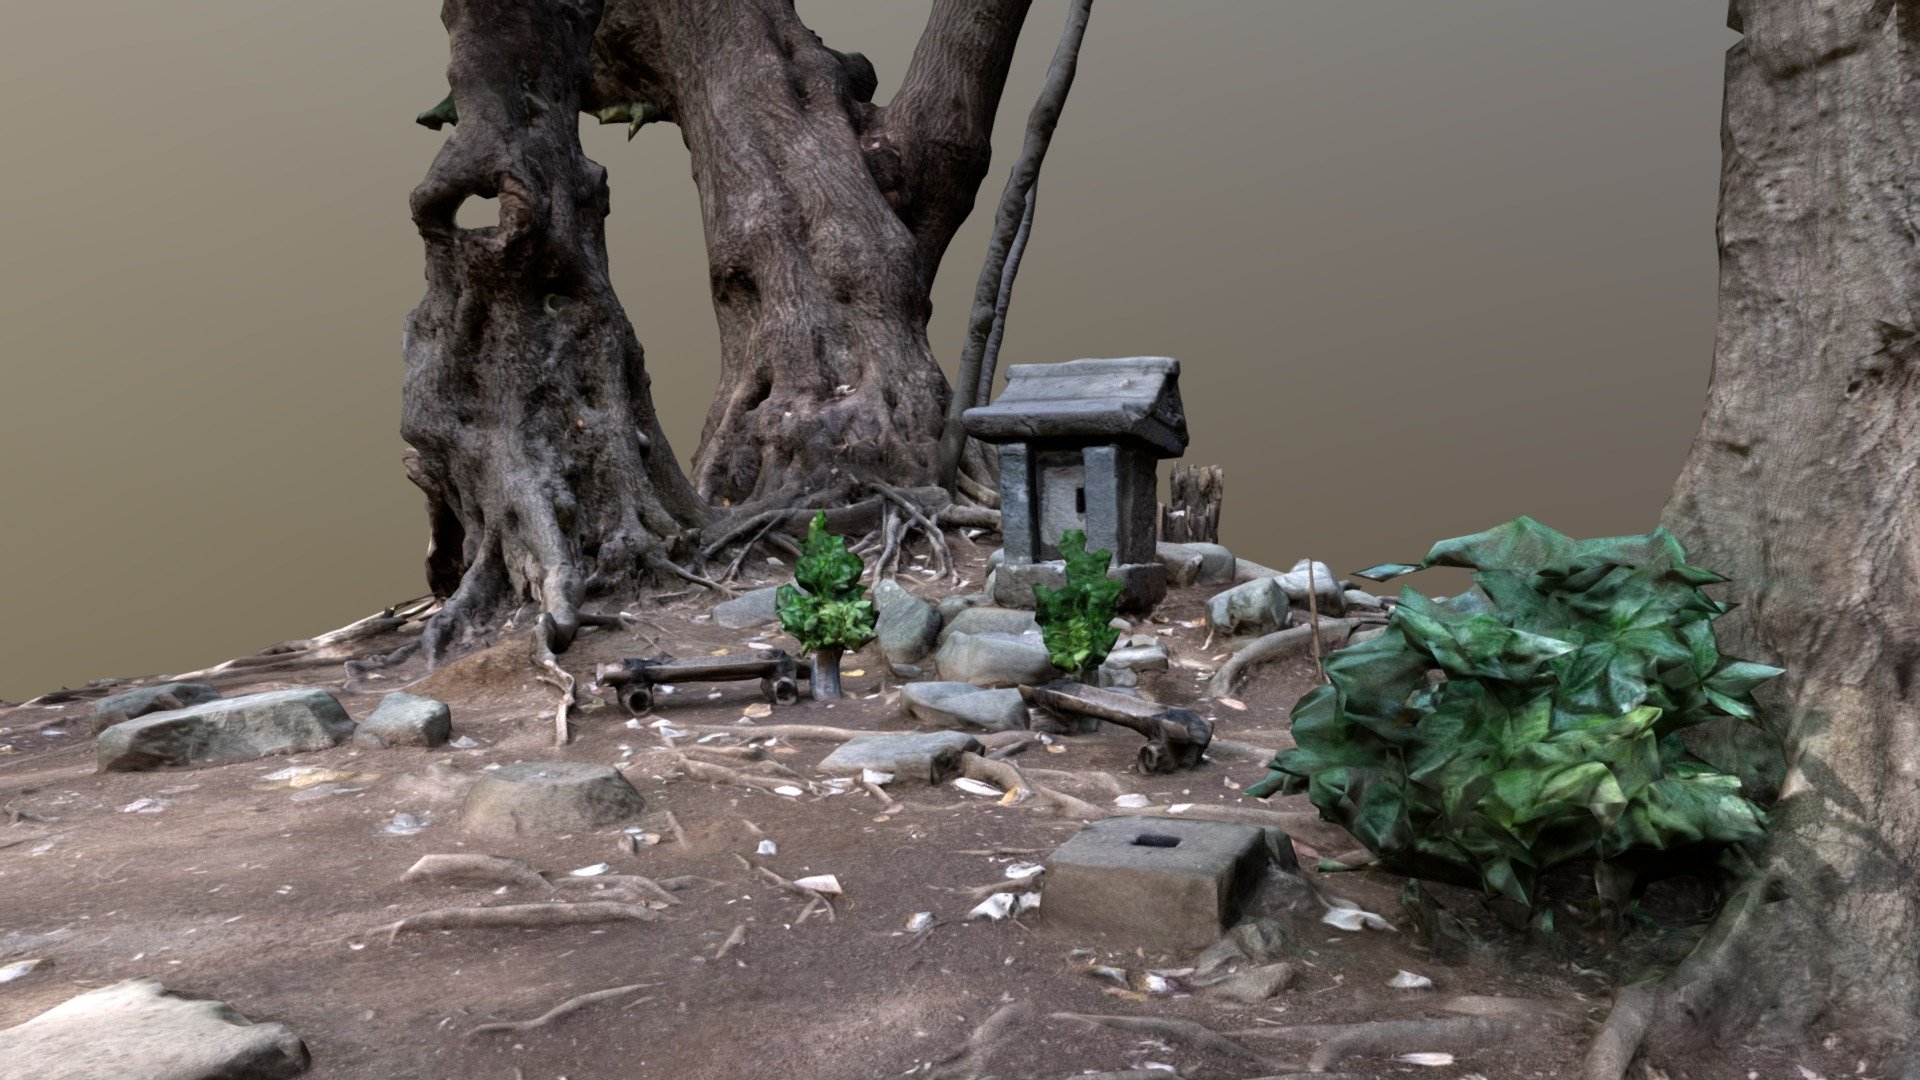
[594,0,1031,508]
[402,0,707,664]
[1650,1,1920,1070]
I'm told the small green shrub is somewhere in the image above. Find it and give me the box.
[1033,530,1123,679]
[1246,517,1781,908]
[776,513,874,698]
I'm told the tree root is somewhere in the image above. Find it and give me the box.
[667,754,809,796]
[402,854,553,892]
[554,874,682,906]
[714,922,747,960]
[958,752,1108,819]
[1050,1012,1279,1068]
[168,597,437,684]
[466,982,656,1036]
[1205,738,1279,764]
[928,1001,1032,1080]
[1207,619,1362,697]
[532,613,581,746]
[1582,984,1658,1080]
[733,854,835,922]
[368,901,660,943]
[1229,1016,1529,1072]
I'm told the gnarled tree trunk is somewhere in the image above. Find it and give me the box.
[1647,1,1920,1072]
[593,0,1031,508]
[402,0,707,663]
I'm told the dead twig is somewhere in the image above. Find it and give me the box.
[366,901,660,944]
[466,982,656,1036]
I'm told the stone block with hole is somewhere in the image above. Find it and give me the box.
[1041,816,1269,952]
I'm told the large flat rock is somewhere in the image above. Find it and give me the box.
[96,689,354,772]
[932,632,1054,688]
[460,760,647,837]
[817,731,982,784]
[90,683,222,735]
[898,681,1030,732]
[0,977,309,1080]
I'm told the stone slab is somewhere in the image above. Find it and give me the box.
[898,682,1030,732]
[90,683,222,734]
[938,605,1039,642]
[1042,816,1269,952]
[932,632,1055,688]
[817,731,983,784]
[713,586,782,630]
[0,977,309,1080]
[96,689,354,772]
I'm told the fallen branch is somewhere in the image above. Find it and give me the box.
[1207,619,1362,697]
[928,1001,1033,1080]
[367,901,660,944]
[1581,983,1658,1080]
[466,982,655,1036]
[1050,1012,1277,1068]
[959,753,1108,820]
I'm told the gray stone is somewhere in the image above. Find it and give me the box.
[939,605,1039,642]
[899,682,1030,732]
[1350,626,1388,646]
[1207,578,1293,637]
[352,692,451,749]
[1093,666,1138,689]
[937,593,990,626]
[963,356,1189,458]
[460,760,647,837]
[1161,541,1236,585]
[817,731,983,784]
[91,683,222,734]
[1154,543,1204,587]
[1343,589,1388,611]
[1205,962,1297,1003]
[1105,642,1169,673]
[0,977,309,1080]
[933,632,1055,688]
[96,689,353,772]
[1041,816,1270,952]
[873,579,942,665]
[1233,558,1346,613]
[713,586,782,630]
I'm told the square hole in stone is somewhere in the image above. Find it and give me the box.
[1131,833,1181,848]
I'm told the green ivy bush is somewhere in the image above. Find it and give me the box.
[776,512,875,699]
[1246,517,1781,908]
[1033,530,1123,680]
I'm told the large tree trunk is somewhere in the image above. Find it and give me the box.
[1650,1,1919,1071]
[402,0,707,663]
[594,0,1030,508]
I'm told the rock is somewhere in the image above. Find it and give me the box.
[899,682,1030,732]
[713,586,782,630]
[0,977,309,1080]
[889,662,926,679]
[1350,625,1388,646]
[1232,558,1346,613]
[938,605,1039,642]
[1154,543,1204,587]
[937,593,990,626]
[817,731,983,784]
[1104,642,1169,673]
[1206,962,1297,1003]
[1207,578,1293,636]
[1343,589,1388,611]
[987,547,1005,572]
[1161,541,1236,585]
[460,760,647,837]
[933,632,1055,688]
[1094,666,1138,689]
[874,580,941,665]
[352,693,451,749]
[1041,816,1271,952]
[96,689,353,772]
[90,683,221,735]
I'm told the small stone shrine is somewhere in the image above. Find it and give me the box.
[963,356,1188,612]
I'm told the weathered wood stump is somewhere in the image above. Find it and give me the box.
[1158,464,1224,544]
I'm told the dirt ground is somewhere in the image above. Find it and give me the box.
[0,552,1860,1080]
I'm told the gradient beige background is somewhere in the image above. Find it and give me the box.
[0,2,1733,700]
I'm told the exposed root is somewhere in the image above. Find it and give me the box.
[1582,984,1659,1080]
[1049,1012,1278,1068]
[928,1001,1033,1080]
[532,613,580,746]
[1207,619,1362,697]
[401,854,552,892]
[1229,1016,1529,1072]
[959,752,1108,820]
[667,754,809,796]
[170,597,437,684]
[554,874,682,906]
[714,923,747,960]
[733,854,835,922]
[1205,738,1279,764]
[368,901,660,943]
[465,982,656,1036]
[876,482,958,582]
[678,723,876,743]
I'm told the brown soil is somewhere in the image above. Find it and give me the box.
[0,553,1851,1080]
